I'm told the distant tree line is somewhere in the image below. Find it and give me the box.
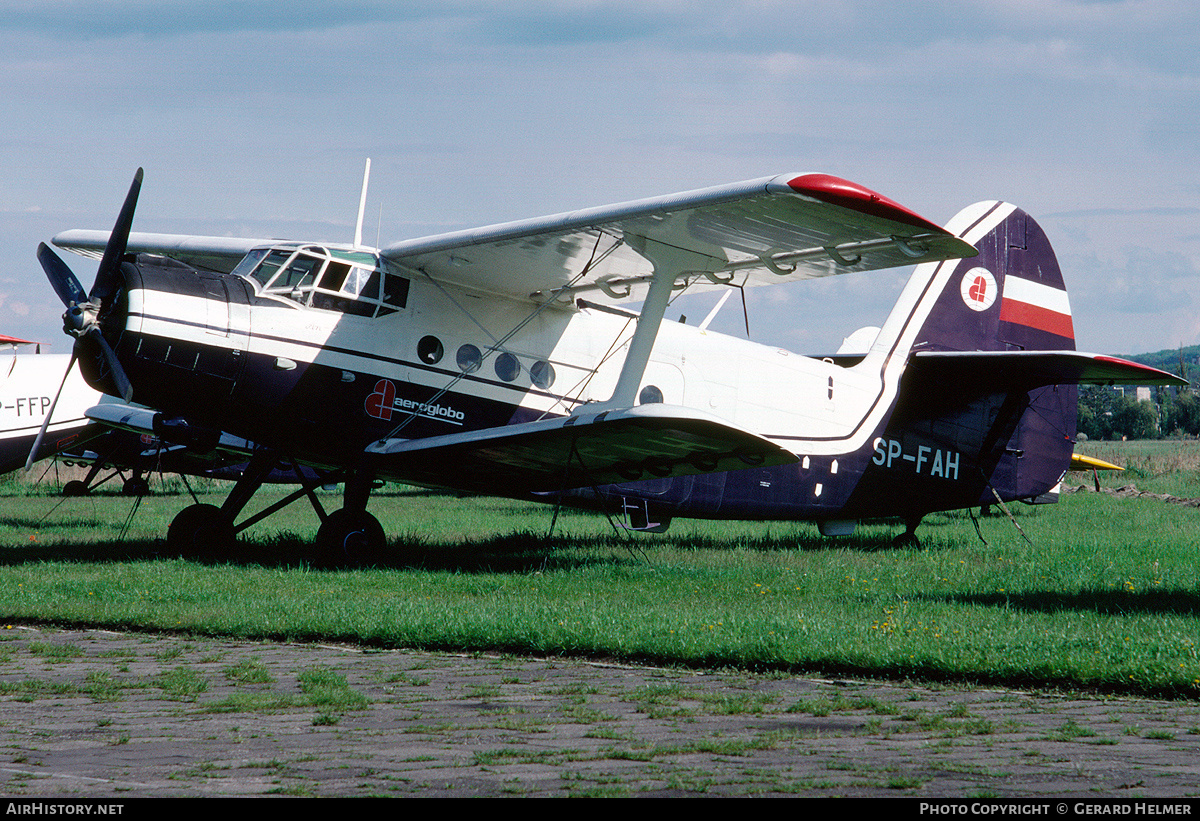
[1077,386,1200,440]
[1075,345,1199,441]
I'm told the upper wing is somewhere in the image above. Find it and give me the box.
[381,173,976,304]
[364,403,796,494]
[54,172,974,301]
[909,351,1187,389]
[52,231,273,274]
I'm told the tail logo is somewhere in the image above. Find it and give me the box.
[960,267,997,312]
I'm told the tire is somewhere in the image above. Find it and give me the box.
[167,503,235,560]
[62,480,89,497]
[315,509,385,568]
[122,477,150,497]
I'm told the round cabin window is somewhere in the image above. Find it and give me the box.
[456,344,482,374]
[494,352,520,382]
[530,360,556,389]
[418,335,444,365]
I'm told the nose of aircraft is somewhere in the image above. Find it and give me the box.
[24,169,143,472]
[35,169,143,404]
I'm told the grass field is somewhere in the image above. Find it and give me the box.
[3,442,1200,699]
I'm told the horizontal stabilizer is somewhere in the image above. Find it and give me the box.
[910,351,1186,390]
[364,404,797,494]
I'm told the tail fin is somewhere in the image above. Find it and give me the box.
[855,203,1179,519]
[868,201,1076,361]
[865,201,1080,510]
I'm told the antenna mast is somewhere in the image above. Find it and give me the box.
[353,158,372,248]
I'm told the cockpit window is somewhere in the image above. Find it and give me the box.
[343,266,379,300]
[319,261,352,292]
[229,248,269,280]
[381,275,410,313]
[272,253,325,291]
[234,244,409,318]
[242,248,293,287]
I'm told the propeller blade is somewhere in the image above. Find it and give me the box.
[80,326,133,402]
[97,334,133,403]
[91,167,143,304]
[23,352,78,473]
[37,243,89,309]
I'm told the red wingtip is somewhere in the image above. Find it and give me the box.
[786,173,945,232]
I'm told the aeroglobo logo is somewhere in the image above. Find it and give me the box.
[365,379,397,421]
[960,267,997,312]
[364,379,466,425]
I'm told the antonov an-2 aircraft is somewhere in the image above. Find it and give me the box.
[34,166,1181,563]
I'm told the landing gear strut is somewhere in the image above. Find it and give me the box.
[164,449,385,566]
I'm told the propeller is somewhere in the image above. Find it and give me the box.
[24,169,142,472]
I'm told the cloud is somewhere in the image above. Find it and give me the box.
[2,0,1198,355]
[0,1,428,38]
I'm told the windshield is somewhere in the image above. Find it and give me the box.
[233,245,409,318]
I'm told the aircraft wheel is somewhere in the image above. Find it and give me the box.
[62,480,89,497]
[167,503,235,560]
[315,509,385,568]
[122,477,150,497]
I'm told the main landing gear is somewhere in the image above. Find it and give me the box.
[313,467,385,566]
[63,469,150,497]
[164,448,386,567]
[60,446,152,497]
[314,508,385,567]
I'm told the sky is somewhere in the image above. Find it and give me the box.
[1,0,1197,358]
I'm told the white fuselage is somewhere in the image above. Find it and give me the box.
[0,353,101,472]
[126,258,930,461]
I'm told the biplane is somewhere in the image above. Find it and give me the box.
[33,166,1182,562]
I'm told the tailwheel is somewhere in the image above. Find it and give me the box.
[891,515,922,549]
[167,503,236,560]
[315,509,385,568]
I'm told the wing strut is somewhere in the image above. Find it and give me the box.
[582,238,722,413]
